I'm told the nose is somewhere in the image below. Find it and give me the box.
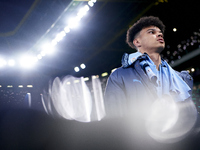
[157,32,163,38]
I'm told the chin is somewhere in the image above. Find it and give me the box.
[157,46,165,53]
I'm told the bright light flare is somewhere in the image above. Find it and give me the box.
[18,85,23,88]
[88,1,94,7]
[50,76,92,122]
[84,77,89,81]
[146,96,197,143]
[77,5,89,19]
[80,63,86,69]
[68,17,81,29]
[101,72,108,77]
[20,55,37,68]
[92,75,99,79]
[37,54,42,60]
[55,31,66,42]
[191,68,195,72]
[0,58,7,67]
[91,0,97,3]
[74,66,80,72]
[7,85,13,88]
[173,28,177,32]
[8,59,15,67]
[83,5,90,11]
[27,85,33,88]
[41,43,55,55]
[64,26,70,33]
[43,75,105,122]
[51,39,57,46]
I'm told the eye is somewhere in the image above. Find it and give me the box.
[149,31,154,34]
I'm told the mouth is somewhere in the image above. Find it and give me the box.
[157,38,164,43]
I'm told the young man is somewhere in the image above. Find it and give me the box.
[104,16,194,118]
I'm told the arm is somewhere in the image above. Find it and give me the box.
[104,69,127,117]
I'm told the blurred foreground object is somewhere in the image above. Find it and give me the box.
[41,75,105,122]
[146,96,197,143]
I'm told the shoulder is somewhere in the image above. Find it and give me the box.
[108,67,125,82]
[110,67,124,76]
[176,70,193,89]
[110,65,137,79]
[176,70,193,80]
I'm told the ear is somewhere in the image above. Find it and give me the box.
[133,38,141,48]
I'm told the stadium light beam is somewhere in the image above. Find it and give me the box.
[33,0,98,63]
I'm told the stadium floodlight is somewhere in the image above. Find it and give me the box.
[20,55,37,68]
[77,5,89,19]
[27,85,33,88]
[92,75,99,79]
[84,77,89,81]
[91,0,97,3]
[40,50,46,57]
[55,31,66,42]
[83,5,90,11]
[7,85,13,88]
[8,59,15,67]
[32,0,97,62]
[101,72,108,77]
[173,28,177,32]
[80,63,86,69]
[68,17,81,29]
[88,1,94,7]
[40,44,47,56]
[191,68,195,72]
[74,66,80,72]
[0,58,7,67]
[64,26,70,33]
[37,54,42,60]
[41,43,55,55]
[18,85,23,88]
[51,39,58,46]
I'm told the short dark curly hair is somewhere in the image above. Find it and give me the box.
[126,16,165,49]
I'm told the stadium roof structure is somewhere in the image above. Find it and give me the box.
[0,0,200,80]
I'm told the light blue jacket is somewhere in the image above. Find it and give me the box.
[104,53,193,117]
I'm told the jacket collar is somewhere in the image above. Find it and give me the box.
[122,52,166,68]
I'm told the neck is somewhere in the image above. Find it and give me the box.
[148,53,161,70]
[138,50,161,70]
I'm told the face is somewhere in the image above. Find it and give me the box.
[133,26,165,53]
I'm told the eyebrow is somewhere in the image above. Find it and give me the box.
[146,28,162,33]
